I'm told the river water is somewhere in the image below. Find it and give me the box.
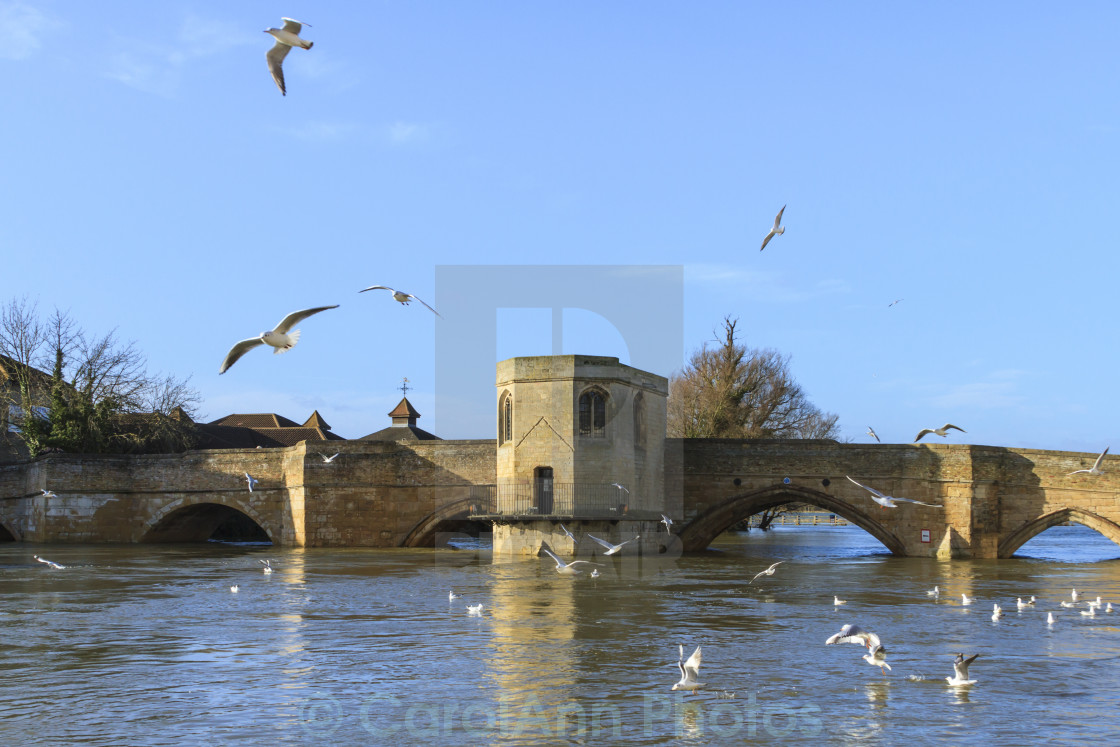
[2,525,1119,745]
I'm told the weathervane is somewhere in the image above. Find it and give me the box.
[400,377,410,396]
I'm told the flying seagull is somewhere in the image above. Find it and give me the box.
[34,555,65,570]
[259,559,273,574]
[913,423,966,443]
[660,514,674,534]
[587,533,640,556]
[825,624,880,650]
[1068,446,1109,476]
[219,305,339,374]
[759,205,786,251]
[946,653,978,686]
[748,561,784,584]
[864,644,891,674]
[358,286,441,317]
[264,18,313,96]
[540,547,600,575]
[846,476,943,509]
[244,473,259,493]
[41,489,58,498]
[558,523,577,542]
[888,299,904,307]
[672,645,705,692]
[867,426,880,443]
[318,453,340,463]
[610,482,630,494]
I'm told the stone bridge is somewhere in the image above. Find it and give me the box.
[1,439,1117,558]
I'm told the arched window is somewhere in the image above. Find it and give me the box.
[498,391,513,444]
[578,389,607,438]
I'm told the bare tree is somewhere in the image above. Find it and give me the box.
[668,316,840,439]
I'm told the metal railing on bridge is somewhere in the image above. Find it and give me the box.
[468,483,656,521]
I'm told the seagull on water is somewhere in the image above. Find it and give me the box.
[318,453,340,463]
[34,555,65,570]
[1068,447,1109,476]
[672,645,705,692]
[587,533,640,556]
[1060,601,1076,608]
[913,423,966,443]
[834,596,847,606]
[759,205,786,251]
[244,473,259,493]
[41,489,58,498]
[467,604,483,616]
[846,476,943,509]
[867,426,880,443]
[590,569,601,578]
[540,547,599,575]
[961,593,972,606]
[661,514,674,534]
[449,590,460,601]
[992,603,1003,621]
[927,585,940,597]
[1072,589,1079,602]
[748,561,784,584]
[946,653,978,686]
[1047,612,1056,626]
[1081,606,1096,618]
[864,644,891,674]
[230,585,239,593]
[259,559,273,574]
[1016,597,1029,610]
[825,624,880,650]
[264,18,313,96]
[219,306,339,374]
[359,286,441,317]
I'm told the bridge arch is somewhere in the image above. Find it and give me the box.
[401,497,481,548]
[139,497,274,543]
[0,520,16,541]
[999,508,1120,559]
[678,483,906,555]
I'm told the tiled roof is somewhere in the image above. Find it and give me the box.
[303,410,331,430]
[209,413,302,429]
[388,397,421,419]
[197,412,344,449]
[360,425,441,442]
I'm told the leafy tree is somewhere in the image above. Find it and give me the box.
[668,316,840,439]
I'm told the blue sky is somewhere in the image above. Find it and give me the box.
[3,2,1117,451]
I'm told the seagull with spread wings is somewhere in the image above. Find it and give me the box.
[913,423,966,442]
[671,645,705,692]
[540,547,599,575]
[264,18,313,96]
[318,453,340,463]
[34,555,65,570]
[219,306,339,374]
[587,533,640,556]
[760,205,786,251]
[748,561,784,584]
[359,286,442,317]
[825,624,880,650]
[1068,446,1109,476]
[846,476,943,509]
[946,653,979,686]
[867,426,880,443]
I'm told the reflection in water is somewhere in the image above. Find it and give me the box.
[2,525,1120,744]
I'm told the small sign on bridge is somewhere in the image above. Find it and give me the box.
[921,529,931,543]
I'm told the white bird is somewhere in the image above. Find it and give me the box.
[590,569,601,578]
[1107,603,1114,613]
[244,473,259,493]
[1072,589,1079,602]
[1068,447,1109,476]
[748,561,784,584]
[449,590,460,601]
[825,624,880,650]
[219,306,339,374]
[927,585,940,597]
[992,604,1003,621]
[913,423,966,443]
[318,453,340,463]
[1060,601,1075,608]
[1047,612,1056,625]
[1081,606,1096,618]
[40,489,58,498]
[467,604,483,616]
[961,593,972,606]
[610,482,630,495]
[33,555,65,570]
[660,514,674,534]
[863,644,891,674]
[259,559,273,574]
[1089,597,1103,611]
[672,645,705,692]
[558,523,577,542]
[359,286,441,317]
[230,585,239,593]
[540,547,599,575]
[946,653,978,686]
[587,533,640,556]
[759,205,786,251]
[834,596,847,606]
[1016,597,1028,610]
[867,426,880,443]
[846,476,943,509]
[264,18,313,96]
